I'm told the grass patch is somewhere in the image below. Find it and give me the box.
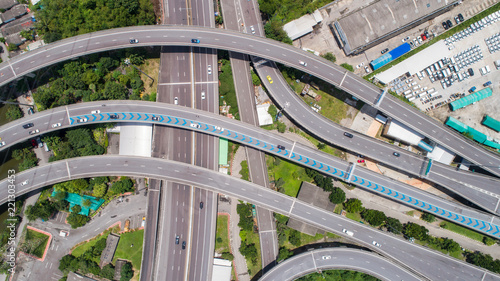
[333,204,343,214]
[365,2,500,80]
[140,58,160,96]
[241,230,261,278]
[345,212,362,223]
[240,160,249,181]
[72,233,110,261]
[298,131,344,159]
[215,215,230,253]
[266,155,312,197]
[113,230,144,271]
[219,55,240,120]
[440,221,486,243]
[414,239,464,260]
[406,211,415,217]
[326,232,341,239]
[22,229,50,258]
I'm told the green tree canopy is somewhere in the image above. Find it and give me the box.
[344,198,363,213]
[385,217,403,234]
[361,209,386,226]
[329,187,346,204]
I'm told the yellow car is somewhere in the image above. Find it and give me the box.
[267,75,273,84]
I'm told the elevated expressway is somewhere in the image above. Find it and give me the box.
[1,155,499,281]
[259,248,421,281]
[0,26,499,215]
[1,101,500,239]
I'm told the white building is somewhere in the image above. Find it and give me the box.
[211,258,232,281]
[283,10,323,41]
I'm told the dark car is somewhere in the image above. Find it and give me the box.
[152,116,160,121]
[277,145,285,150]
[200,202,204,209]
[446,20,453,28]
[191,39,200,44]
[381,48,389,54]
[343,132,353,138]
[442,22,448,29]
[30,139,37,147]
[182,241,186,249]
[23,123,34,129]
[468,68,474,76]
[130,39,139,44]
[458,13,464,22]
[175,235,180,244]
[109,114,119,119]
[393,152,400,157]
[424,31,430,38]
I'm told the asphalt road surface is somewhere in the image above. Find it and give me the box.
[260,248,421,281]
[0,26,499,180]
[2,155,500,281]
[1,101,499,238]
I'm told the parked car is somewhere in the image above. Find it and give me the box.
[364,66,370,73]
[483,81,492,87]
[446,20,453,28]
[468,68,474,76]
[458,13,464,22]
[381,48,389,54]
[468,86,477,93]
[442,22,449,29]
[357,159,365,163]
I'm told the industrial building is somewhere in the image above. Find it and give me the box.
[283,10,323,41]
[482,115,500,132]
[370,43,411,70]
[331,0,459,56]
[449,88,493,111]
[445,117,500,150]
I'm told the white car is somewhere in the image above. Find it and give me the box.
[299,60,307,67]
[322,255,331,260]
[21,180,29,186]
[91,110,100,114]
[52,123,62,128]
[250,25,255,34]
[372,241,381,247]
[77,118,88,123]
[201,91,206,100]
[174,97,179,105]
[215,126,224,132]
[29,129,39,135]
[190,123,201,128]
[0,141,5,147]
[208,65,212,75]
[364,66,370,73]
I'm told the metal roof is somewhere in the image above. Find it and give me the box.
[449,88,492,111]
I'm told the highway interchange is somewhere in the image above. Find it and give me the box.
[2,155,500,281]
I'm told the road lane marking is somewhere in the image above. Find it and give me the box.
[288,141,297,158]
[339,71,348,87]
[65,161,71,180]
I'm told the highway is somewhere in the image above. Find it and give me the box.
[1,101,499,238]
[220,0,278,272]
[0,26,499,181]
[2,155,500,281]
[259,248,421,281]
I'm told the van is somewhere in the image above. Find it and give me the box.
[408,97,416,102]
[403,90,411,95]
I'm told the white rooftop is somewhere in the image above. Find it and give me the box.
[375,40,449,84]
[211,258,232,281]
[283,10,323,41]
[256,103,273,126]
[385,119,424,146]
[427,144,455,165]
[118,123,152,157]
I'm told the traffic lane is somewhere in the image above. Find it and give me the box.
[230,53,259,125]
[433,163,500,196]
[191,0,214,28]
[189,189,214,281]
[289,200,486,281]
[140,181,160,281]
[159,46,192,84]
[2,156,499,281]
[258,228,278,265]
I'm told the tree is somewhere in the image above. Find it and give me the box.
[25,200,55,221]
[221,252,234,261]
[215,15,223,25]
[421,212,436,223]
[403,222,429,241]
[92,183,108,198]
[264,19,292,45]
[361,209,386,226]
[66,213,90,229]
[321,52,336,63]
[344,198,363,213]
[120,262,134,281]
[11,147,38,171]
[439,237,460,253]
[239,243,258,261]
[5,104,23,121]
[251,70,261,86]
[83,199,92,208]
[328,187,346,204]
[7,44,18,52]
[237,204,253,232]
[71,205,82,214]
[275,178,285,193]
[58,254,77,272]
[317,142,326,150]
[103,81,128,100]
[277,247,292,262]
[484,236,497,246]
[53,191,67,202]
[101,264,115,279]
[267,104,277,120]
[385,217,403,234]
[277,121,286,133]
[340,63,354,72]
[288,229,302,246]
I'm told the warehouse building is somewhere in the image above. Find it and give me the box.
[331,0,459,56]
[449,88,492,111]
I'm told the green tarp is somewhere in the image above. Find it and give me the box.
[449,88,492,111]
[51,191,105,216]
[445,117,468,133]
[219,138,228,166]
[482,115,500,132]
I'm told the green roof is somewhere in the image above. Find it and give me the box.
[445,117,467,133]
[449,88,492,111]
[482,115,500,132]
[219,138,228,166]
[51,191,105,216]
[467,127,487,144]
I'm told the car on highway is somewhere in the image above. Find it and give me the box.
[110,114,119,119]
[52,123,61,128]
[190,123,201,129]
[29,129,39,135]
[372,241,381,247]
[191,39,200,43]
[357,159,365,163]
[267,75,273,84]
[201,91,206,100]
[250,25,255,34]
[342,229,354,236]
[381,48,389,54]
[91,110,100,114]
[200,202,203,209]
[321,255,331,260]
[208,65,212,75]
[152,116,160,121]
[299,60,307,66]
[215,126,224,132]
[343,132,353,138]
[77,118,88,123]
[182,241,186,249]
[0,141,5,147]
[175,235,180,244]
[23,123,34,129]
[21,180,29,186]
[393,152,400,157]
[277,145,285,150]
[130,39,139,44]
[174,97,178,105]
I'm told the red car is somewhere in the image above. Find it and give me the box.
[421,34,427,40]
[357,159,365,163]
[30,139,37,147]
